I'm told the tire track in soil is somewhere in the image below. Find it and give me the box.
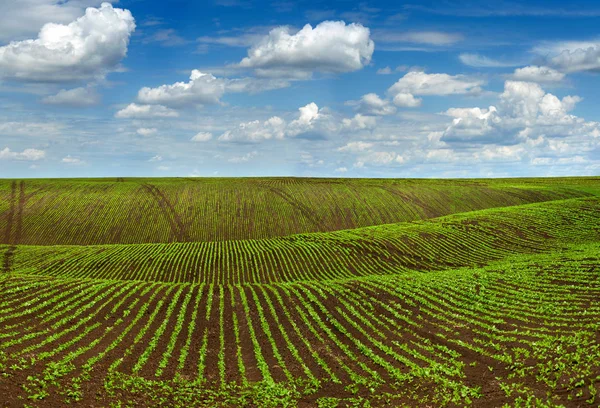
[260,184,323,230]
[3,181,19,273]
[3,181,16,244]
[141,183,189,242]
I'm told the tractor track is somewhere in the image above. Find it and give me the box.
[141,183,189,242]
[3,181,26,273]
[261,184,323,230]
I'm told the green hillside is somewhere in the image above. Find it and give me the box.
[6,196,600,284]
[1,177,599,407]
[1,177,598,245]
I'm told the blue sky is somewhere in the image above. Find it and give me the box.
[0,0,599,178]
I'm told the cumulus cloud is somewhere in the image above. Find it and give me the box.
[42,86,100,106]
[389,71,485,97]
[238,21,374,78]
[219,102,325,142]
[287,102,322,136]
[219,116,287,142]
[0,0,111,42]
[115,103,179,118]
[191,132,213,142]
[442,106,500,141]
[440,80,594,144]
[0,3,135,82]
[392,93,422,108]
[534,41,600,73]
[138,70,226,106]
[499,81,580,126]
[136,70,289,107]
[0,147,45,161]
[388,72,484,108]
[511,66,565,83]
[346,93,396,116]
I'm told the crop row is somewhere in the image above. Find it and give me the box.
[0,243,599,406]
[7,197,600,284]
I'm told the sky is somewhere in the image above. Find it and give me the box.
[0,0,599,178]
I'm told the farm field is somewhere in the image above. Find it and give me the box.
[0,177,599,407]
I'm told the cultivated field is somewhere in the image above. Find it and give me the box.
[1,177,599,407]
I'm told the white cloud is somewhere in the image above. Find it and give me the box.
[219,102,325,142]
[443,106,500,140]
[136,70,289,107]
[238,21,374,78]
[219,116,287,142]
[425,149,458,163]
[534,40,600,73]
[288,102,321,136]
[0,147,45,161]
[459,53,519,68]
[335,166,348,173]
[41,86,100,106]
[157,165,170,171]
[342,114,377,131]
[138,70,226,106]
[136,127,157,136]
[389,71,485,97]
[499,81,581,126]
[149,155,162,162]
[0,3,135,82]
[475,145,525,162]
[61,155,84,165]
[347,93,396,115]
[392,93,422,108]
[354,151,402,168]
[440,80,596,145]
[191,132,213,142]
[0,0,111,42]
[387,71,484,108]
[115,103,179,118]
[511,66,565,83]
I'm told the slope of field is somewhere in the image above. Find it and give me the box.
[0,243,599,407]
[1,177,599,407]
[0,177,597,245]
[6,197,600,284]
